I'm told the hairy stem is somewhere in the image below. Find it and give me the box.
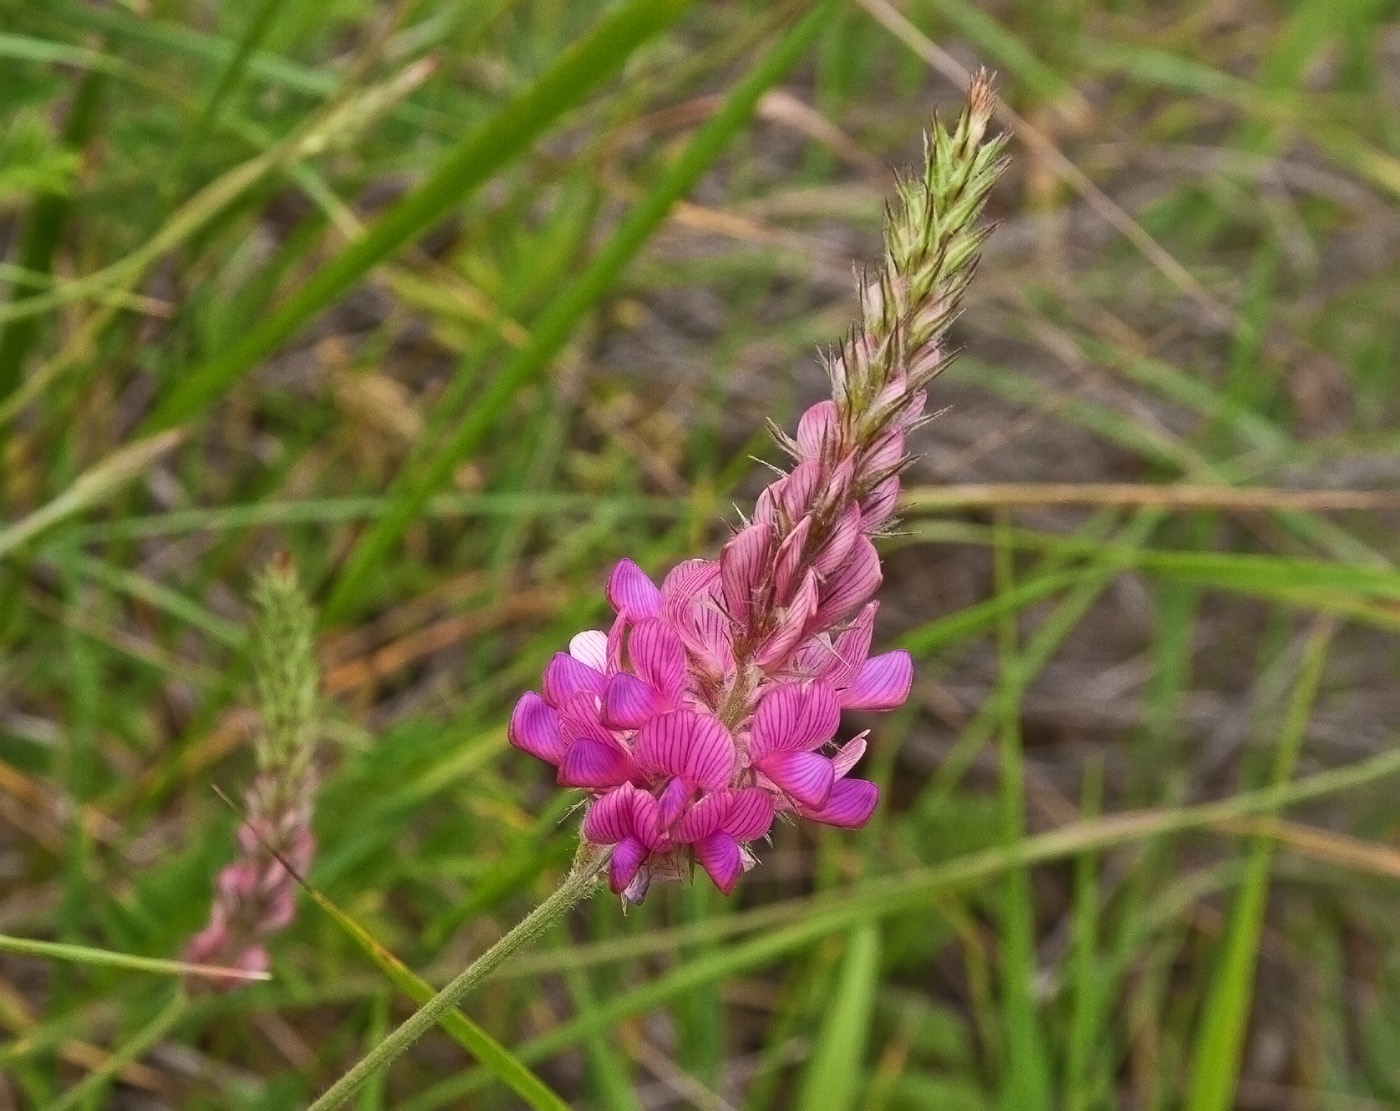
[307,844,610,1110]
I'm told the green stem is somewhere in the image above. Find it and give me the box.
[307,844,610,1111]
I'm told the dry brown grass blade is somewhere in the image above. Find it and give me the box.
[1213,817,1400,882]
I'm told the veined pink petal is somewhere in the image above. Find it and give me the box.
[543,652,606,704]
[777,460,822,521]
[559,734,635,789]
[796,400,840,459]
[600,672,664,730]
[832,733,868,777]
[636,711,736,791]
[631,790,667,851]
[673,792,726,843]
[859,476,900,531]
[662,558,720,606]
[555,692,612,743]
[656,776,694,827]
[695,832,743,894]
[757,750,835,808]
[813,535,881,630]
[800,777,878,829]
[569,630,609,671]
[609,837,649,895]
[824,603,876,686]
[863,428,905,472]
[813,502,863,576]
[750,681,841,758]
[721,788,776,840]
[607,559,662,619]
[772,515,812,601]
[508,692,566,764]
[842,650,913,711]
[721,523,775,622]
[582,783,638,843]
[822,456,856,510]
[754,568,818,669]
[630,620,685,703]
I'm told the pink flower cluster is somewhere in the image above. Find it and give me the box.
[510,391,919,903]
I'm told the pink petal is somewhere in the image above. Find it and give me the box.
[754,567,818,669]
[508,692,566,764]
[636,710,736,791]
[606,559,662,619]
[721,788,776,840]
[750,681,841,759]
[559,735,635,789]
[813,535,881,629]
[772,515,812,601]
[842,650,913,711]
[600,673,663,730]
[720,522,775,623]
[695,832,743,894]
[832,733,868,777]
[656,775,694,827]
[756,750,835,808]
[555,692,612,743]
[859,477,900,531]
[543,652,606,704]
[661,558,720,607]
[629,620,685,703]
[863,427,905,472]
[777,460,822,521]
[582,784,638,844]
[630,790,667,852]
[800,777,878,828]
[673,792,726,843]
[814,503,862,576]
[569,630,609,671]
[825,603,876,686]
[796,400,840,460]
[609,837,649,895]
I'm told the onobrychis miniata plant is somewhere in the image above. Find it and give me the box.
[509,71,1008,903]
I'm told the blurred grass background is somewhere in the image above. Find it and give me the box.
[2,0,1400,1107]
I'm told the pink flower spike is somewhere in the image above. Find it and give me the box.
[607,559,662,619]
[543,653,606,704]
[695,833,743,894]
[636,710,736,791]
[508,693,566,764]
[629,620,686,704]
[720,523,775,622]
[800,778,878,829]
[750,681,842,759]
[600,672,664,730]
[756,750,835,808]
[813,535,882,629]
[841,650,913,711]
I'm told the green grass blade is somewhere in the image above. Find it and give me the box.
[1184,620,1334,1111]
[0,70,103,403]
[325,0,839,619]
[0,934,267,982]
[150,0,691,429]
[795,925,883,1111]
[304,879,571,1111]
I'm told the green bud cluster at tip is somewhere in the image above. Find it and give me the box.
[251,557,319,791]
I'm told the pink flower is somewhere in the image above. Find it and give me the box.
[508,78,1005,902]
